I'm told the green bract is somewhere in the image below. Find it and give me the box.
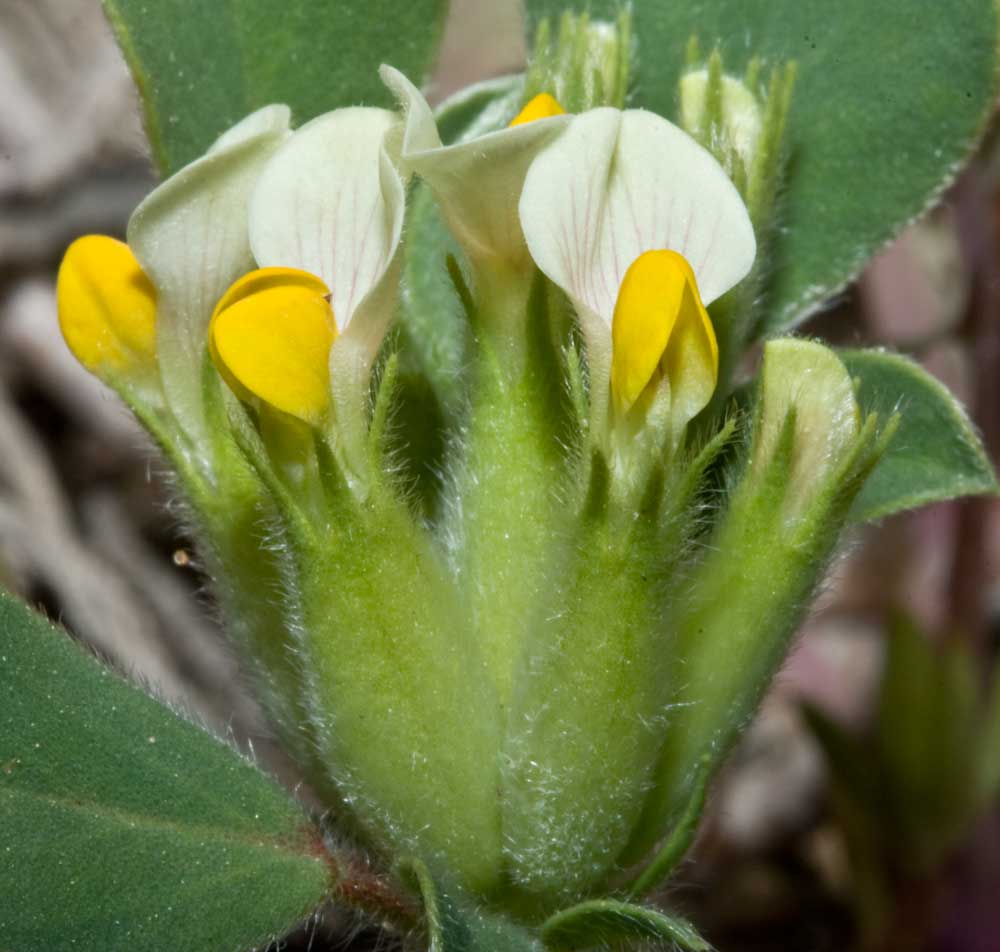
[7,4,999,951]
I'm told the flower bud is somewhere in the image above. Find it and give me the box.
[57,235,157,383]
[680,60,764,178]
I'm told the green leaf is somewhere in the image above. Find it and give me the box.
[801,702,884,821]
[400,858,543,952]
[541,899,711,951]
[0,593,330,952]
[103,0,449,175]
[980,661,1000,806]
[806,615,988,875]
[523,0,998,329]
[840,349,997,522]
[799,702,895,932]
[876,614,981,868]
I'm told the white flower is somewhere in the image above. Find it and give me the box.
[238,106,408,431]
[520,107,756,436]
[127,105,291,434]
[381,65,569,270]
[249,107,405,354]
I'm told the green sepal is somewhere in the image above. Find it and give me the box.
[447,269,576,713]
[203,350,326,547]
[366,348,447,516]
[499,504,676,905]
[295,480,504,895]
[499,417,735,906]
[541,899,711,951]
[623,339,888,863]
[840,348,998,522]
[367,352,401,475]
[0,592,330,952]
[223,399,318,551]
[565,340,590,438]
[194,356,338,800]
[400,858,543,952]
[523,9,633,112]
[109,370,210,508]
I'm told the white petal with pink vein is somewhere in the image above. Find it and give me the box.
[519,107,756,329]
[248,107,404,332]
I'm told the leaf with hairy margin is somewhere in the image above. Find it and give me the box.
[541,899,710,951]
[400,857,543,952]
[0,592,330,952]
[841,348,997,523]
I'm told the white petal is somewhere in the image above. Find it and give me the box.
[520,108,756,327]
[207,104,292,155]
[249,107,404,332]
[129,105,290,327]
[380,66,442,160]
[381,65,569,266]
[127,105,290,434]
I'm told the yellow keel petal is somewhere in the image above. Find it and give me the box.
[57,235,157,374]
[509,92,567,127]
[210,271,336,425]
[611,249,718,416]
[212,267,330,317]
[661,287,719,431]
[208,267,331,402]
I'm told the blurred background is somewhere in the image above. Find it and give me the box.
[2,2,999,950]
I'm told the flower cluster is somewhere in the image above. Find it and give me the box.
[56,56,886,914]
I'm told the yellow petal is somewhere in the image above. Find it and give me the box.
[661,283,719,432]
[611,250,719,414]
[210,270,336,425]
[208,267,331,400]
[56,235,157,374]
[509,92,567,128]
[212,266,330,316]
